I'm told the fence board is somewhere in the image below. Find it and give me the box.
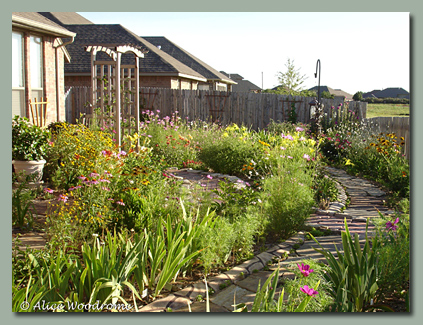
[65,86,369,130]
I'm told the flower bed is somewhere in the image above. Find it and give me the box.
[12,110,409,312]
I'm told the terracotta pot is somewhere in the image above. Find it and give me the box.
[12,160,46,183]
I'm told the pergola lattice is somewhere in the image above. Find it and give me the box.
[85,44,145,151]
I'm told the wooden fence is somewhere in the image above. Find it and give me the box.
[362,116,410,159]
[65,86,367,130]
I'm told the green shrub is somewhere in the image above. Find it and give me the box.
[262,164,314,238]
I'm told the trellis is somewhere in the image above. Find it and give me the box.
[85,44,144,151]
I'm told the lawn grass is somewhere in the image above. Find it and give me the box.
[366,103,409,118]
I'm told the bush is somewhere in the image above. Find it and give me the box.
[263,163,315,238]
[363,97,409,104]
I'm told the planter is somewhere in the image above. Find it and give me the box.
[12,160,46,183]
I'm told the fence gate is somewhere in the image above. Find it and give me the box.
[85,44,144,150]
[206,91,229,123]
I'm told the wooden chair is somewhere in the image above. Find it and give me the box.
[29,97,48,127]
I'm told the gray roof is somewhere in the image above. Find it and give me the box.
[38,12,94,26]
[220,71,260,92]
[62,24,206,81]
[12,12,76,37]
[143,37,236,84]
[308,85,352,100]
[363,87,409,99]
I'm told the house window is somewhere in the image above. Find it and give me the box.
[30,35,43,102]
[12,32,24,117]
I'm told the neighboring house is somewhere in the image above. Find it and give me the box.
[55,24,208,89]
[12,12,76,124]
[308,85,353,101]
[220,72,261,93]
[363,88,409,99]
[142,37,236,91]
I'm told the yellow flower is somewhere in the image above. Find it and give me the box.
[344,158,355,166]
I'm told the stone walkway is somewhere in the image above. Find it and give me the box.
[12,166,395,312]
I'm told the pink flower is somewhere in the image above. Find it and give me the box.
[200,183,206,187]
[303,154,311,161]
[90,172,100,177]
[44,188,54,194]
[295,127,304,132]
[207,175,213,180]
[58,194,68,203]
[298,263,314,277]
[116,200,125,206]
[300,285,318,296]
[287,156,293,159]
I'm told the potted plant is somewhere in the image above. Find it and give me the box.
[12,115,50,183]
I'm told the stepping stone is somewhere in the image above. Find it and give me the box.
[210,285,256,311]
[174,301,229,312]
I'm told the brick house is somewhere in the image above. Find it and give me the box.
[12,12,76,124]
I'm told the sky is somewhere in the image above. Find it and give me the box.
[79,12,409,95]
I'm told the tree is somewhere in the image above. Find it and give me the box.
[321,91,334,99]
[353,91,363,101]
[275,58,308,96]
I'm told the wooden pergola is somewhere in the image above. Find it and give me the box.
[85,44,145,151]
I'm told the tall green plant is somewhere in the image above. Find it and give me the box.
[310,219,380,312]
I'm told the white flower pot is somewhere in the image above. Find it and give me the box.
[12,160,46,183]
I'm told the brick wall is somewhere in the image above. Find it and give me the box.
[13,28,67,125]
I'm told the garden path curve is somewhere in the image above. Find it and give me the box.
[12,167,396,312]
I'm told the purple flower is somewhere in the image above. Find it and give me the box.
[386,217,399,231]
[298,263,314,277]
[99,179,111,183]
[77,176,86,180]
[245,182,251,187]
[295,127,304,132]
[44,188,54,194]
[90,172,100,177]
[300,285,318,296]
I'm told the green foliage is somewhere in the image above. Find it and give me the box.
[288,102,297,124]
[199,132,257,176]
[275,58,308,96]
[233,266,322,312]
[12,182,36,229]
[263,164,315,238]
[353,91,363,101]
[12,115,50,161]
[363,97,409,104]
[373,212,409,301]
[312,170,339,209]
[311,219,379,312]
[321,91,334,99]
